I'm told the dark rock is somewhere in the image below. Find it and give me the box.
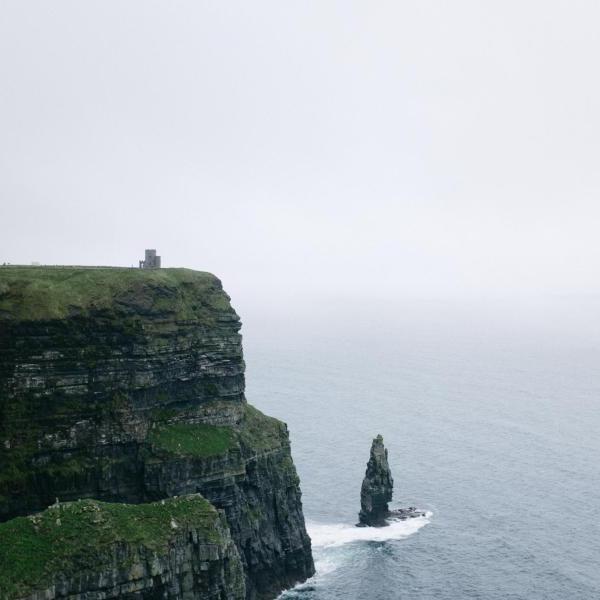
[388,506,427,520]
[0,495,246,600]
[358,434,394,526]
[357,435,426,528]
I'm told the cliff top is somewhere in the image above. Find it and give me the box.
[0,266,236,322]
[0,494,221,598]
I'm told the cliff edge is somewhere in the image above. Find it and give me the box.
[0,266,314,599]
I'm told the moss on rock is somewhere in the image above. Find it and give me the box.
[149,422,235,457]
[146,403,287,461]
[238,403,286,451]
[0,494,237,599]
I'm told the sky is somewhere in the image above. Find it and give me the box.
[2,1,600,315]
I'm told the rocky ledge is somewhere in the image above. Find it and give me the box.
[0,266,314,599]
[0,495,245,599]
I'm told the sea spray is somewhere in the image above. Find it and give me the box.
[308,513,432,549]
[278,514,432,598]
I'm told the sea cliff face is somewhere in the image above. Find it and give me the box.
[0,495,246,600]
[0,267,314,599]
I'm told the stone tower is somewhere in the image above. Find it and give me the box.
[139,249,161,269]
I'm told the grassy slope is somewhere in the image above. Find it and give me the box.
[0,266,232,321]
[0,495,220,598]
[149,422,235,456]
[148,404,286,457]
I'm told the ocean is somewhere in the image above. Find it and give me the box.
[242,298,600,599]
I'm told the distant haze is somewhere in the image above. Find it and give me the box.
[2,1,600,316]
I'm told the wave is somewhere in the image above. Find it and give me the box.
[307,512,432,549]
[279,514,432,597]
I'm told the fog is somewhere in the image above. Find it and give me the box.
[2,1,600,319]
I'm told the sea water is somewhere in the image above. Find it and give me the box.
[242,298,600,599]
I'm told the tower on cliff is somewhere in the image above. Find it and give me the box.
[139,249,161,269]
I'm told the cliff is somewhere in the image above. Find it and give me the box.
[0,267,314,599]
[0,495,245,599]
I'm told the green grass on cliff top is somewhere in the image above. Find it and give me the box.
[0,266,234,321]
[0,495,220,598]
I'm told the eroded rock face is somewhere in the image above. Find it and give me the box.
[0,267,314,599]
[358,434,394,526]
[0,495,246,600]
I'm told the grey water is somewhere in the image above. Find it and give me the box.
[242,298,600,599]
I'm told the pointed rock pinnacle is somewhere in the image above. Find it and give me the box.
[358,434,394,526]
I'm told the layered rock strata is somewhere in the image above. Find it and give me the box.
[0,267,314,599]
[0,495,245,599]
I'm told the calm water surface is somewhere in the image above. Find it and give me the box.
[242,302,600,599]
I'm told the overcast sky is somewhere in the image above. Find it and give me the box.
[2,1,600,312]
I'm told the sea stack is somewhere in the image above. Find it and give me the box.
[358,434,394,526]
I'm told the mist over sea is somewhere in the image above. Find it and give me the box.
[242,297,600,599]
